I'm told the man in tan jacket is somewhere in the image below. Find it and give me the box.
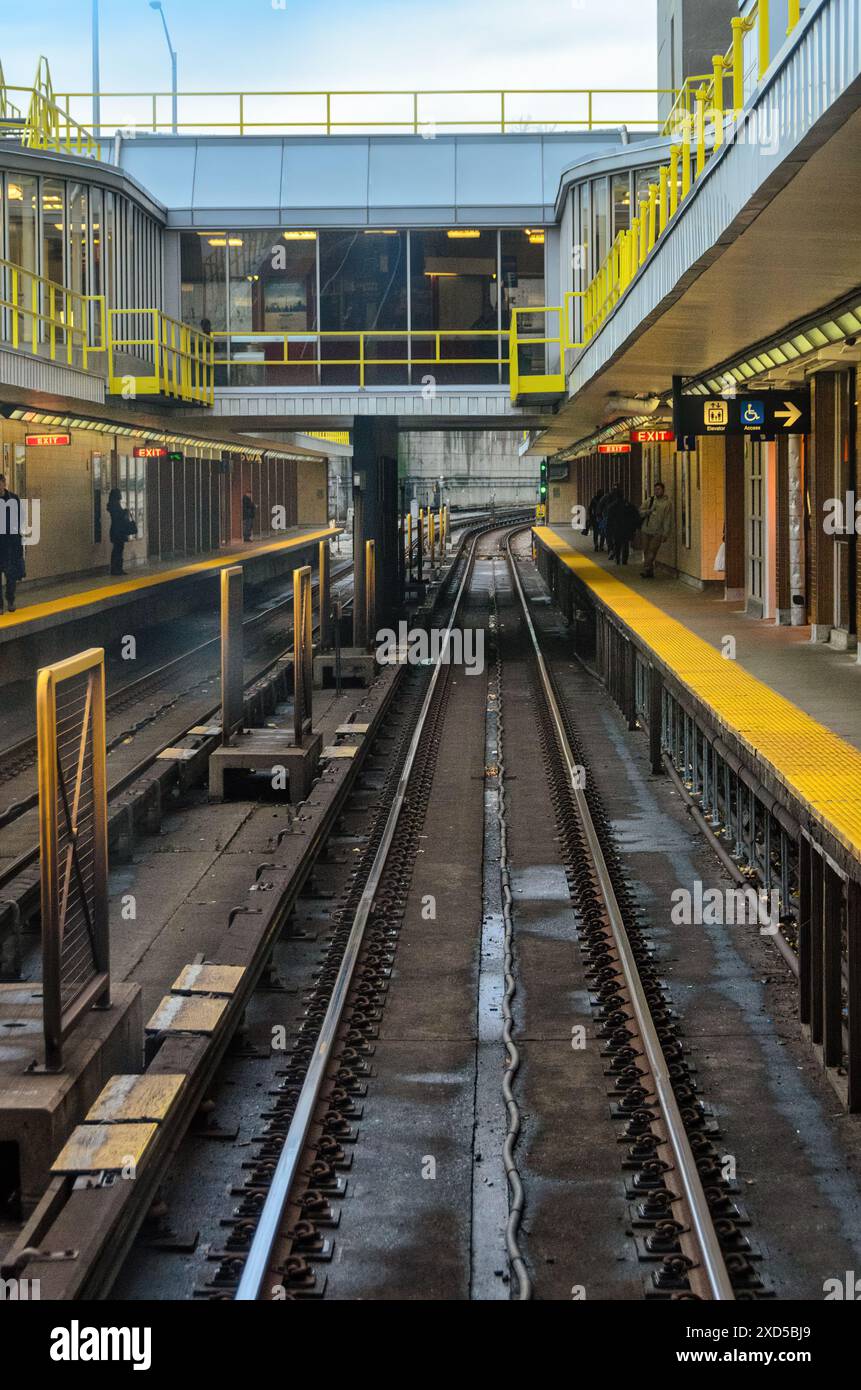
[640,481,673,578]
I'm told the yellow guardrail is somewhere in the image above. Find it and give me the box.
[511,0,805,371]
[212,328,506,386]
[108,309,214,406]
[0,57,99,157]
[0,255,104,370]
[52,86,678,139]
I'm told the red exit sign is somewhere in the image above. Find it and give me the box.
[598,443,631,455]
[631,428,675,444]
[133,446,167,458]
[25,432,71,447]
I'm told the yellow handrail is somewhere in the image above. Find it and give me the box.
[573,0,797,351]
[0,57,98,157]
[52,85,679,140]
[107,308,214,406]
[0,254,104,371]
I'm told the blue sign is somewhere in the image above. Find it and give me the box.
[740,400,765,428]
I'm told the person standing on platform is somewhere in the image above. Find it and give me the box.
[107,488,136,577]
[242,493,256,543]
[640,481,673,578]
[609,495,642,566]
[0,473,24,613]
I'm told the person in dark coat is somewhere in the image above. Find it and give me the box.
[601,484,625,558]
[584,488,605,539]
[107,488,135,577]
[0,473,24,613]
[242,493,256,543]
[607,496,642,566]
[592,489,613,551]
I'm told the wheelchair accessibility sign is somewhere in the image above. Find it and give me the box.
[741,400,765,429]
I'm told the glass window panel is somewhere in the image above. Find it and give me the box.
[612,173,631,238]
[7,174,38,272]
[320,229,407,385]
[180,232,228,333]
[41,179,66,283]
[409,229,498,386]
[501,228,545,384]
[635,166,660,214]
[579,181,591,279]
[591,177,609,269]
[67,182,88,297]
[228,229,318,388]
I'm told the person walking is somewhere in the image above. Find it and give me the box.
[584,488,606,540]
[0,473,24,614]
[107,488,136,577]
[242,493,256,543]
[640,481,673,578]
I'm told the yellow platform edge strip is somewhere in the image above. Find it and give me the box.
[0,526,342,634]
[534,527,861,857]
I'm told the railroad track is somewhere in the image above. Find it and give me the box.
[505,528,758,1300]
[3,514,520,1298]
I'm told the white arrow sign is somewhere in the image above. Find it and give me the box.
[775,401,803,430]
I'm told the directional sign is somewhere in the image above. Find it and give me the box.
[674,388,810,438]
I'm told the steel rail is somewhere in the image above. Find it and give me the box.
[506,529,735,1302]
[235,521,495,1300]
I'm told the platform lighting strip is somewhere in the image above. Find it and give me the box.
[561,413,662,462]
[2,408,315,463]
[684,301,861,396]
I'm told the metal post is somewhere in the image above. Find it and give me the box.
[293,565,313,745]
[731,17,746,115]
[92,0,101,137]
[220,566,244,746]
[353,481,366,649]
[787,434,806,624]
[798,836,811,1024]
[365,539,376,652]
[809,848,824,1043]
[333,597,343,697]
[758,0,770,80]
[823,864,844,1068]
[848,878,861,1111]
[417,514,424,585]
[318,539,331,651]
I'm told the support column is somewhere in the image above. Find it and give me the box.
[352,417,400,634]
[787,433,807,625]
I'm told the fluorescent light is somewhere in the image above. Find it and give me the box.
[447,229,480,239]
[283,230,316,241]
[364,229,398,235]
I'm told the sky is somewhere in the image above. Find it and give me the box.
[2,0,659,129]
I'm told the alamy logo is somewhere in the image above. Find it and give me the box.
[376,621,485,675]
[670,883,781,934]
[0,497,40,546]
[50,1320,152,1371]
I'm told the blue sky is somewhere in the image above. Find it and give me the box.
[4,0,658,114]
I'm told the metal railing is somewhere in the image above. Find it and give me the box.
[0,255,104,370]
[52,86,677,139]
[212,328,506,388]
[579,0,805,346]
[0,56,99,158]
[509,0,807,381]
[108,308,215,405]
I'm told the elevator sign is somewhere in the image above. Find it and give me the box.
[674,388,810,438]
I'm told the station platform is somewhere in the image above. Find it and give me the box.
[534,524,861,859]
[0,526,341,642]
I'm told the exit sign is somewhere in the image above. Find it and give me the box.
[25,432,71,447]
[134,446,167,458]
[631,428,675,444]
[598,443,631,455]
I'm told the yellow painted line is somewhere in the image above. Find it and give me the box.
[534,527,861,858]
[0,526,341,635]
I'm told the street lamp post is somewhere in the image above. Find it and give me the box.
[149,1,178,134]
[92,0,101,136]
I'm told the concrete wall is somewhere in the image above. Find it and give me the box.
[657,0,739,121]
[399,430,538,509]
